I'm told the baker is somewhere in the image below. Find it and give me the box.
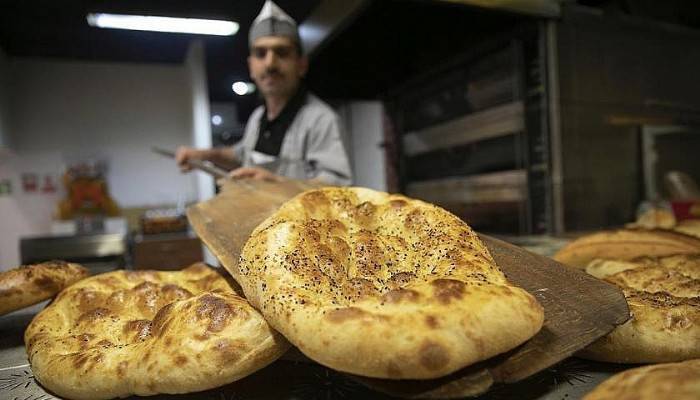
[176,0,352,185]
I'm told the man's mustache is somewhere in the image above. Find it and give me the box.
[261,68,282,79]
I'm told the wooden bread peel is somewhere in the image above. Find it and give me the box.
[187,179,630,398]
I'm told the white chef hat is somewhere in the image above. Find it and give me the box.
[249,0,301,51]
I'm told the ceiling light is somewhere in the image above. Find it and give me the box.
[211,115,223,126]
[86,13,238,36]
[232,81,256,96]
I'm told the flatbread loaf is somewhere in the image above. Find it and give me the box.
[25,263,289,400]
[586,254,700,280]
[580,255,700,363]
[553,229,700,269]
[0,260,89,316]
[583,359,700,400]
[237,187,544,379]
[625,208,676,230]
[675,219,700,239]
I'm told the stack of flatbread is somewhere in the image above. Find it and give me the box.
[23,187,545,398]
[580,254,700,362]
[554,229,700,363]
[555,219,700,398]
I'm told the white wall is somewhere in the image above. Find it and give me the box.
[340,101,387,191]
[185,41,217,266]
[0,152,64,269]
[185,41,215,203]
[0,57,199,269]
[0,47,9,149]
[9,57,197,207]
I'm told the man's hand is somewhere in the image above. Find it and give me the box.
[175,146,207,172]
[229,167,284,182]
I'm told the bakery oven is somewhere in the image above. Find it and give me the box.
[388,24,553,235]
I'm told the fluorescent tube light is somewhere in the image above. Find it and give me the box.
[86,13,238,36]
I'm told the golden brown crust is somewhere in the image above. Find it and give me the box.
[675,219,700,239]
[0,261,89,316]
[237,187,544,379]
[583,359,700,400]
[652,254,700,279]
[24,263,289,400]
[580,288,700,363]
[587,254,700,280]
[553,229,700,269]
[586,259,641,279]
[605,266,700,298]
[581,255,700,363]
[626,208,677,230]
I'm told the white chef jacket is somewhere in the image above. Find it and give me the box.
[232,93,353,186]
